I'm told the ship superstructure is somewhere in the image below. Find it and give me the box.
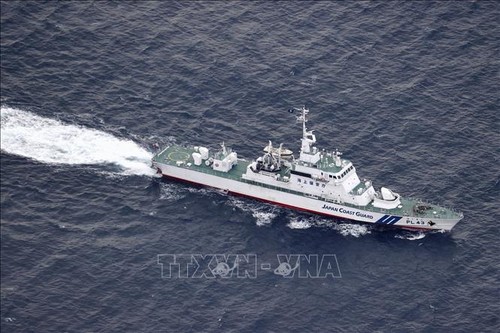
[152,107,463,231]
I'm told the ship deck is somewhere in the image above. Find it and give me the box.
[153,145,463,221]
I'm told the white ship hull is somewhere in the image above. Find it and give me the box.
[156,163,460,231]
[153,107,463,231]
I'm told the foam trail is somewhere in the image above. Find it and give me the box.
[1,106,155,176]
[228,197,277,226]
[287,217,311,230]
[395,232,426,241]
[287,215,371,237]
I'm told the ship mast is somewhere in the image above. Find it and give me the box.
[297,106,316,155]
[290,106,320,164]
[296,106,308,138]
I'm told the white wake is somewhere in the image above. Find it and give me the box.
[287,215,372,237]
[0,106,155,176]
[228,197,278,226]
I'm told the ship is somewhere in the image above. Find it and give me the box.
[152,107,463,231]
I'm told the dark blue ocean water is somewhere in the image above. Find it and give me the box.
[1,1,499,332]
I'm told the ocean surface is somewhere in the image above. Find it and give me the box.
[1,1,499,332]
